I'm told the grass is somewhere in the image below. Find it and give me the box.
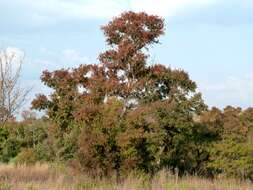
[0,164,252,190]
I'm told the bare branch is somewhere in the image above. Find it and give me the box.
[0,48,30,125]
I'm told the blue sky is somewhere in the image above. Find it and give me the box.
[1,0,253,112]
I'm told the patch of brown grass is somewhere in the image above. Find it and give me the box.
[0,163,73,190]
[0,164,252,190]
[0,164,56,183]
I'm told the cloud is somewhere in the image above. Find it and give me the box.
[199,73,253,108]
[2,0,253,29]
[5,47,24,60]
[0,0,217,28]
[130,0,216,18]
[0,47,25,70]
[62,49,89,64]
[25,48,91,75]
[0,0,127,27]
[24,0,126,20]
[173,0,253,25]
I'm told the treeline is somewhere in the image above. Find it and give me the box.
[1,12,253,180]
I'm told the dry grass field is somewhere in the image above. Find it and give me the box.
[0,164,253,190]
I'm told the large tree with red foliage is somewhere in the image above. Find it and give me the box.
[32,11,208,177]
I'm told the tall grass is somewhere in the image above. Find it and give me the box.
[0,164,252,190]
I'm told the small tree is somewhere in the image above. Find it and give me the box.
[0,48,30,124]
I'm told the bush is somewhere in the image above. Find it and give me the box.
[12,148,38,165]
[0,124,21,163]
[0,119,49,163]
[201,107,253,179]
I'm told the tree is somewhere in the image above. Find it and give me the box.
[32,11,208,177]
[97,11,207,175]
[200,107,253,179]
[0,48,30,124]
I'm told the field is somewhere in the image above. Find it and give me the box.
[0,164,252,190]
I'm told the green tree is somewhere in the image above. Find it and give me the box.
[202,107,253,179]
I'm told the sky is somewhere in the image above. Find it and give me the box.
[1,0,253,114]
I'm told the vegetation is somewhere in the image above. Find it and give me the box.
[0,164,253,190]
[0,48,30,125]
[1,11,253,188]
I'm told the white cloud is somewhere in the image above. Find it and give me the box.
[28,48,90,73]
[62,49,89,64]
[0,47,25,70]
[1,0,217,26]
[5,47,24,58]
[130,0,216,18]
[11,0,127,21]
[199,73,253,108]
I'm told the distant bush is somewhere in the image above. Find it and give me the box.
[12,148,38,165]
[0,119,48,163]
[0,122,21,163]
[200,107,253,179]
